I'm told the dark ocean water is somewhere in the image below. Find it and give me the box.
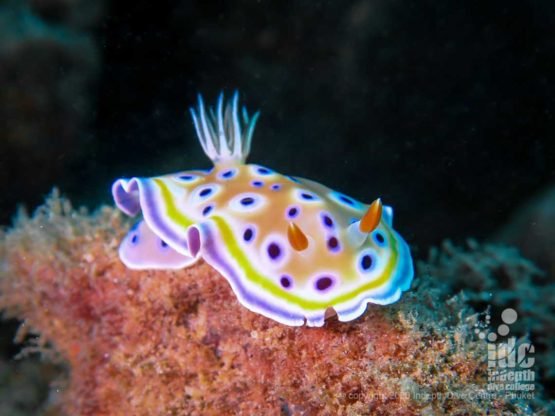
[1,0,554,253]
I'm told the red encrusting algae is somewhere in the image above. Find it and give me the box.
[0,190,549,415]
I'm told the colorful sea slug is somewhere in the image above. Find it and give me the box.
[112,93,414,326]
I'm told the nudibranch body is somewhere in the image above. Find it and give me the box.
[112,93,413,327]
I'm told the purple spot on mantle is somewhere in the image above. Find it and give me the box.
[280,275,292,289]
[287,207,299,218]
[374,232,386,245]
[241,197,255,206]
[339,195,354,205]
[220,169,236,179]
[327,237,340,252]
[315,276,334,291]
[199,188,213,197]
[267,243,281,260]
[361,255,373,270]
[322,213,334,228]
[243,228,254,242]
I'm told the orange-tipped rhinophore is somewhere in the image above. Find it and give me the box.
[359,198,383,233]
[287,221,309,251]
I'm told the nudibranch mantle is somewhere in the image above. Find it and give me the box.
[112,92,414,327]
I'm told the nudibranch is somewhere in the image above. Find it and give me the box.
[112,92,414,327]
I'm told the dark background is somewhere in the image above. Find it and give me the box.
[1,0,554,255]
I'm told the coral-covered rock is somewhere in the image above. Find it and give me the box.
[0,191,552,415]
[421,239,555,395]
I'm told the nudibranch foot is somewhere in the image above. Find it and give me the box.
[112,92,414,327]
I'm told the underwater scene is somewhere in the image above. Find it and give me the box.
[0,0,554,415]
